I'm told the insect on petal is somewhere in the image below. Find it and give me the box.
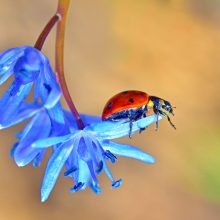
[86,114,162,139]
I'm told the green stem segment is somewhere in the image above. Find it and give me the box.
[55,0,85,129]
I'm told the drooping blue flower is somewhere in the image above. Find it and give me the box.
[0,46,61,128]
[31,112,162,202]
[11,102,70,168]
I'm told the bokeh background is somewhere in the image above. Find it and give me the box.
[0,0,220,219]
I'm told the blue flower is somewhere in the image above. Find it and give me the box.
[31,112,162,202]
[0,46,61,128]
[1,46,163,203]
[10,102,70,168]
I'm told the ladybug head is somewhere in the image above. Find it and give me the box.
[149,96,176,129]
[160,99,174,115]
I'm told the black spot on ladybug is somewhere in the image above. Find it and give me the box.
[107,102,113,109]
[129,98,134,103]
[122,91,128,95]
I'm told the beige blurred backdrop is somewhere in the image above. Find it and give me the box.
[0,0,220,219]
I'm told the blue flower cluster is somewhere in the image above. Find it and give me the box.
[0,46,61,129]
[0,46,161,202]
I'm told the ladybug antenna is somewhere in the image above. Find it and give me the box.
[171,106,176,116]
[167,115,176,129]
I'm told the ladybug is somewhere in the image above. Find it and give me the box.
[102,90,176,137]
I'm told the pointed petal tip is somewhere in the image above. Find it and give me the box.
[138,153,156,164]
[41,187,50,202]
[146,156,156,164]
[15,160,26,167]
[89,183,102,194]
[41,194,48,203]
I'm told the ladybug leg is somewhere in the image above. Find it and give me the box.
[129,120,133,138]
[153,108,159,131]
[152,102,161,131]
[139,127,145,134]
[139,113,146,134]
[158,110,176,130]
[167,115,176,129]
[127,110,134,138]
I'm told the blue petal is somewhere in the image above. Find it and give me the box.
[0,82,17,109]
[13,112,51,166]
[86,160,99,185]
[77,159,91,184]
[0,47,24,75]
[10,143,18,158]
[13,47,41,72]
[91,138,118,184]
[33,76,41,104]
[0,82,33,123]
[0,47,24,66]
[47,103,68,135]
[82,134,99,164]
[15,109,47,140]
[31,133,74,148]
[0,106,42,129]
[102,162,115,183]
[89,182,102,194]
[42,60,61,109]
[13,47,42,84]
[0,64,13,76]
[32,150,46,167]
[65,146,78,177]
[96,161,103,174]
[36,57,61,109]
[44,84,61,109]
[80,114,102,125]
[41,140,74,202]
[0,70,13,85]
[86,114,162,139]
[102,141,155,164]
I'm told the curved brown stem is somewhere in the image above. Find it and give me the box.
[55,0,85,129]
[34,14,60,51]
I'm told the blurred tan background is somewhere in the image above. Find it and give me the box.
[0,0,220,219]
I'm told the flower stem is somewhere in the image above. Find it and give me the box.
[56,0,85,129]
[34,14,60,51]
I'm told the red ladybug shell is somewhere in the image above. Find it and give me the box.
[102,90,150,120]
